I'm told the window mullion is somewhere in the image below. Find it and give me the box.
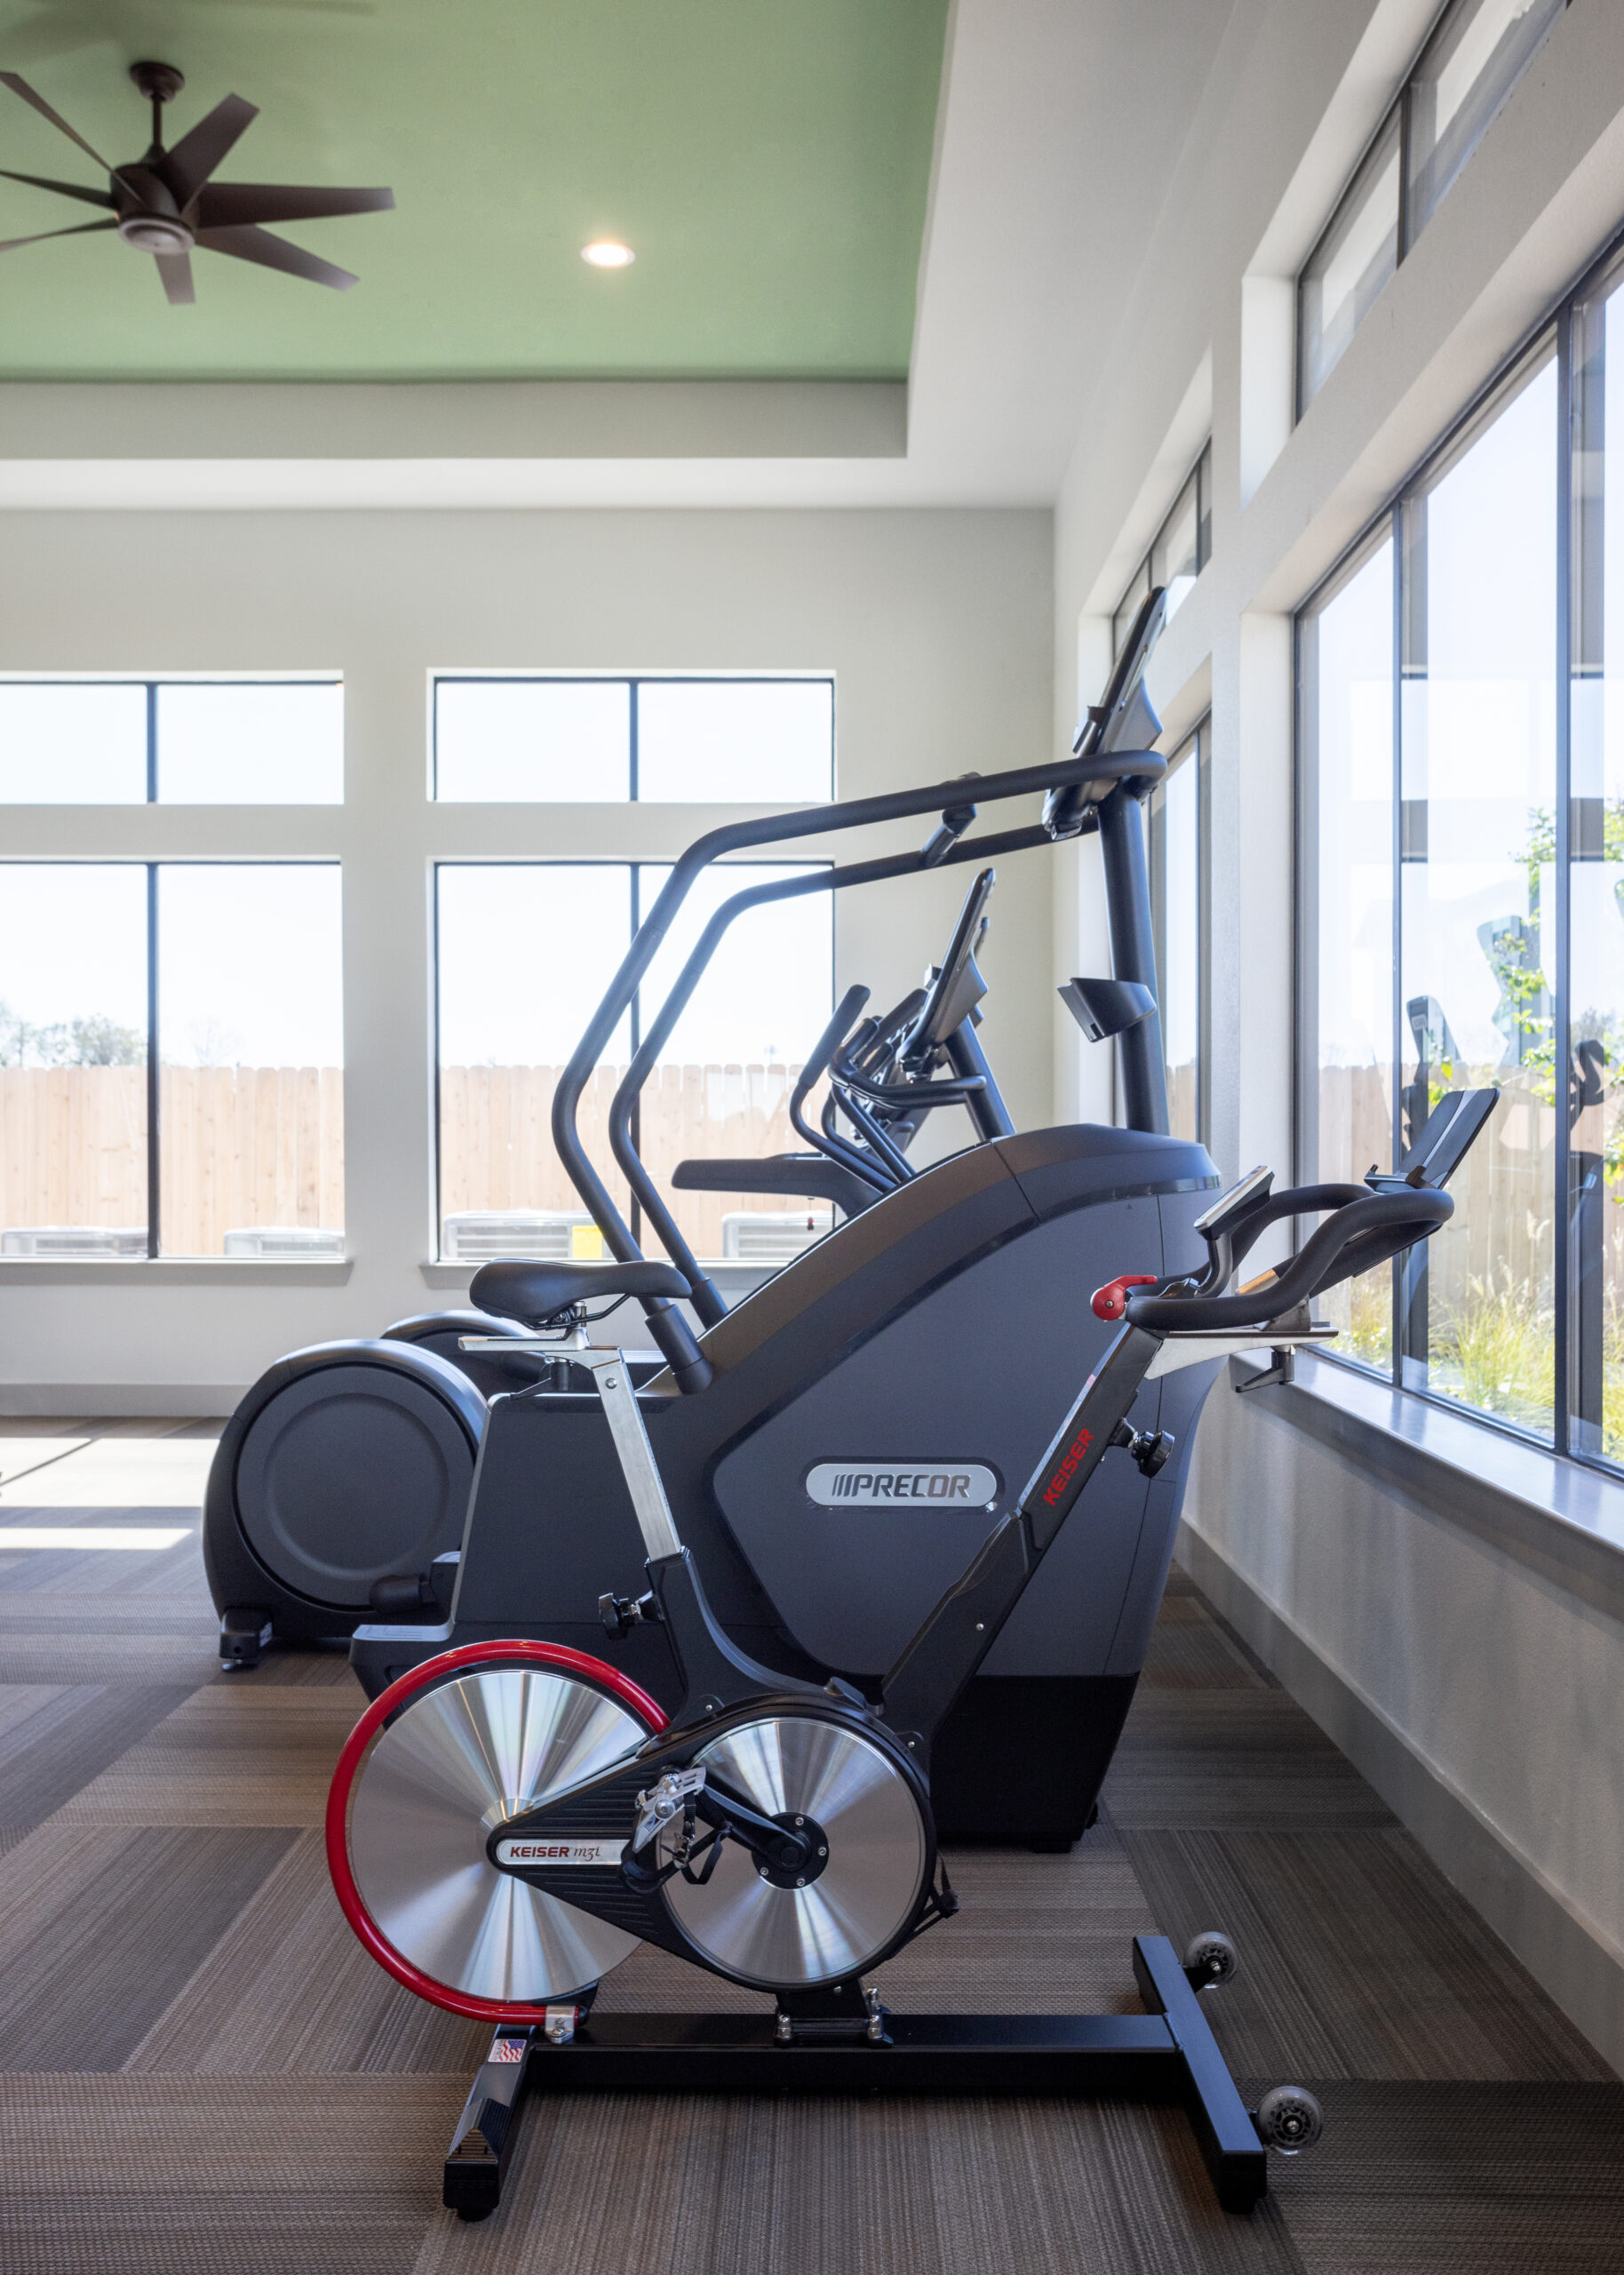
[628,863,642,1250]
[1554,299,1576,1457]
[146,864,160,1261]
[1390,501,1406,1388]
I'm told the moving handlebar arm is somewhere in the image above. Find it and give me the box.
[880,1182,1457,1752]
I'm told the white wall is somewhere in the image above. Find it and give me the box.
[1048,0,1624,2065]
[0,506,1053,1408]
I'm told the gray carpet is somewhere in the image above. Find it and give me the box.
[0,1419,1616,2271]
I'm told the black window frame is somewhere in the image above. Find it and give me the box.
[0,675,342,804]
[1296,0,1570,419]
[430,673,838,803]
[1111,442,1213,662]
[431,856,837,1262]
[0,856,343,1260]
[1294,211,1624,1474]
[1148,716,1211,1146]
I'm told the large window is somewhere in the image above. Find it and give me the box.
[1113,443,1213,659]
[1300,231,1624,1467]
[0,864,343,1258]
[434,676,834,802]
[0,679,342,802]
[435,863,832,1264]
[1299,534,1397,1372]
[1299,0,1566,411]
[1149,722,1207,1144]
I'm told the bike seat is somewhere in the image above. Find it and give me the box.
[469,1257,690,1329]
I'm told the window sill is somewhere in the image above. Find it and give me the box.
[0,1257,354,1287]
[1234,1347,1624,1622]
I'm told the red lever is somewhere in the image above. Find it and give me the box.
[1091,1273,1158,1321]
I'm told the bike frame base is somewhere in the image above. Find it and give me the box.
[442,1936,1266,2222]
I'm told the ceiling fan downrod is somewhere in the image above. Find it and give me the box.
[130,60,185,160]
[118,65,194,257]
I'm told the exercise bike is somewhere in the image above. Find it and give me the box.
[326,1098,1493,2221]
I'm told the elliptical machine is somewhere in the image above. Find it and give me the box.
[326,1103,1494,2220]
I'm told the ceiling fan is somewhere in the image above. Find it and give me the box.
[0,60,394,304]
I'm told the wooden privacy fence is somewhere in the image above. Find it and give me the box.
[0,1065,343,1257]
[1,1061,815,1261]
[439,1062,819,1257]
[4,1058,1604,1295]
[1318,1065,1564,1321]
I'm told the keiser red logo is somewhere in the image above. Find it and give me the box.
[1042,1426,1094,1507]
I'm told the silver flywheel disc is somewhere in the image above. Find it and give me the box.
[346,1663,650,2003]
[661,1713,927,1987]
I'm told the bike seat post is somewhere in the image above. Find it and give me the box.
[573,1347,684,1562]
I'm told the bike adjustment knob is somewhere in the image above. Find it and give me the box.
[599,1591,657,1640]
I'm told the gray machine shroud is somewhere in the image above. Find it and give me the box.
[402,1121,1218,1844]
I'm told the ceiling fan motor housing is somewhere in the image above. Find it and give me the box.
[114,166,194,255]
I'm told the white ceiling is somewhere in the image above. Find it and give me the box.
[0,0,1239,509]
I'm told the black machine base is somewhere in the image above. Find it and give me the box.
[442,1937,1269,2223]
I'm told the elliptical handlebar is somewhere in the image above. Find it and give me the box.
[792,984,872,1110]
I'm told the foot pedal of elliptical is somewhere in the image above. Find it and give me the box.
[219,1609,273,1670]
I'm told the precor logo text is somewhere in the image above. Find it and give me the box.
[805,1461,999,1509]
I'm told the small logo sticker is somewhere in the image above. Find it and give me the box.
[805,1462,999,1509]
[494,1837,624,1867]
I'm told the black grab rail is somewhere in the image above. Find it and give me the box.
[552,747,1166,1379]
[606,823,1071,1329]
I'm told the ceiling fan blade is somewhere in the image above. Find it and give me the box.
[0,71,117,173]
[158,92,259,206]
[195,222,356,291]
[0,167,115,210]
[0,215,116,252]
[195,182,394,228]
[155,250,195,306]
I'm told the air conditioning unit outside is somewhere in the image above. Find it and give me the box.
[441,1209,602,1263]
[0,1225,148,1259]
[720,1210,832,1264]
[221,1227,346,1259]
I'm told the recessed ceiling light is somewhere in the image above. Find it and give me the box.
[582,240,634,269]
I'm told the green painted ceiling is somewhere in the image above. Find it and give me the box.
[0,0,947,381]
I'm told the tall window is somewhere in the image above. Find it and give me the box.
[1568,246,1624,1457]
[0,863,343,1258]
[1299,0,1566,411]
[1300,228,1624,1468]
[1298,535,1397,1369]
[435,864,832,1264]
[0,679,342,802]
[434,676,834,802]
[1149,723,1207,1143]
[1112,443,1213,659]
